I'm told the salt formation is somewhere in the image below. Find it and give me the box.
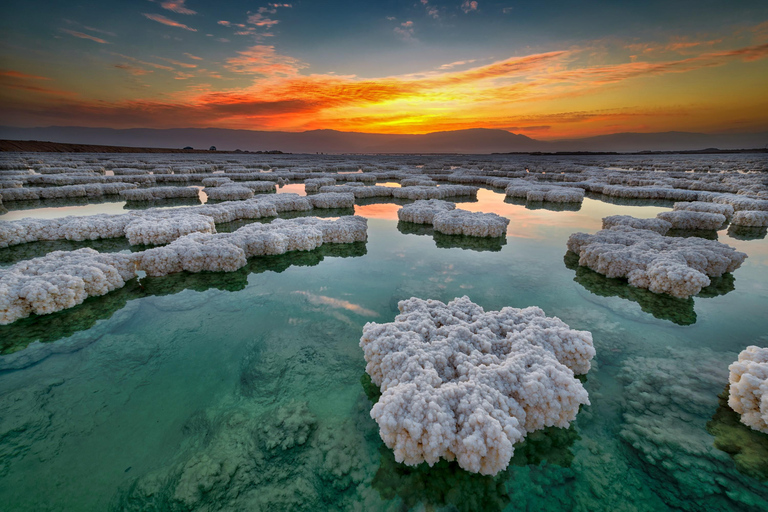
[304,177,337,192]
[319,185,395,198]
[0,249,135,324]
[505,183,584,203]
[359,296,594,475]
[731,211,768,227]
[203,184,254,201]
[601,215,671,235]
[397,199,455,224]
[397,200,509,237]
[392,185,478,200]
[567,225,747,298]
[656,210,727,231]
[119,186,200,201]
[134,216,367,277]
[0,183,137,201]
[674,201,734,219]
[124,213,217,246]
[306,192,355,209]
[728,346,768,434]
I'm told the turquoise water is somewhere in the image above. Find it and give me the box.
[1,188,767,511]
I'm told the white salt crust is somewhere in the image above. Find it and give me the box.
[0,183,137,201]
[731,210,768,227]
[306,192,355,209]
[318,185,395,198]
[398,200,509,237]
[304,178,337,192]
[673,201,735,219]
[360,296,594,475]
[602,215,672,235]
[567,224,747,298]
[0,216,367,324]
[656,210,727,231]
[392,185,478,200]
[119,186,200,201]
[505,183,585,203]
[728,346,768,434]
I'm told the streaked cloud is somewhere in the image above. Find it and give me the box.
[155,56,198,68]
[115,63,152,76]
[224,45,308,76]
[184,53,203,60]
[60,28,110,44]
[142,13,197,31]
[157,0,197,15]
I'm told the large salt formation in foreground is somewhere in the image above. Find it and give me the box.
[567,221,747,298]
[0,216,367,324]
[359,296,594,475]
[728,346,768,434]
[398,199,509,238]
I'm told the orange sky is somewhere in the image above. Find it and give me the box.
[1,3,767,139]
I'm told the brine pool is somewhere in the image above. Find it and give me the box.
[1,187,767,511]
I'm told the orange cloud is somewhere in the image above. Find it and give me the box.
[142,13,197,31]
[60,28,110,44]
[224,45,308,76]
[159,0,196,15]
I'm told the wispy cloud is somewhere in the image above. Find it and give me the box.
[0,70,50,80]
[224,45,308,76]
[60,28,110,44]
[156,0,196,15]
[154,56,198,68]
[394,20,416,42]
[111,53,175,71]
[438,59,477,70]
[184,52,203,60]
[115,63,152,76]
[247,13,280,27]
[142,13,197,31]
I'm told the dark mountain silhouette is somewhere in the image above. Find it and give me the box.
[0,126,765,153]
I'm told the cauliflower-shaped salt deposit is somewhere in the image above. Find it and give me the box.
[0,249,135,324]
[602,215,671,234]
[306,192,355,209]
[673,201,734,219]
[397,199,455,224]
[360,296,594,475]
[731,211,768,227]
[567,225,747,298]
[656,210,727,231]
[398,200,509,238]
[728,346,768,434]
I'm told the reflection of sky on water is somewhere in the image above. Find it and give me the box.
[277,183,307,195]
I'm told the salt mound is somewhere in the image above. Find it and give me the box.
[124,213,216,246]
[307,192,355,209]
[204,185,254,201]
[732,211,768,227]
[120,186,200,201]
[397,199,455,224]
[728,346,768,434]
[674,201,734,219]
[433,210,509,237]
[304,177,337,192]
[318,185,395,198]
[505,183,584,203]
[602,215,671,234]
[360,296,594,475]
[567,226,747,298]
[656,210,727,231]
[392,185,478,200]
[0,249,135,324]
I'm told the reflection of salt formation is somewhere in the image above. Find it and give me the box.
[563,251,697,325]
[728,224,768,241]
[707,385,768,481]
[360,296,594,475]
[656,210,726,231]
[119,186,200,200]
[602,215,671,234]
[728,346,768,434]
[619,348,768,510]
[0,242,367,355]
[505,183,584,203]
[1,217,367,324]
[396,222,507,252]
[567,224,747,298]
[0,249,135,325]
[732,210,768,227]
[398,199,509,238]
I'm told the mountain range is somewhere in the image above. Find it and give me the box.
[1,126,766,154]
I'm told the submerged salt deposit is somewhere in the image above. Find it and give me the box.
[567,222,747,298]
[360,296,594,475]
[728,346,768,434]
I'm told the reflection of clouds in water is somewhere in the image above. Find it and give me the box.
[292,290,379,317]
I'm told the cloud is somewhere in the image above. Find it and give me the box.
[142,13,197,31]
[157,0,196,15]
[0,70,75,97]
[0,70,50,80]
[502,7,513,14]
[224,45,308,77]
[247,13,280,27]
[154,56,198,68]
[111,53,175,71]
[115,64,152,76]
[184,52,203,60]
[438,59,477,70]
[461,1,478,13]
[218,20,231,26]
[394,21,416,42]
[60,29,110,44]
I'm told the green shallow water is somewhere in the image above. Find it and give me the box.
[1,190,768,511]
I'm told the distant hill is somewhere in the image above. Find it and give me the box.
[0,126,765,153]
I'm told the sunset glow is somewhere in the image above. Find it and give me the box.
[2,1,767,138]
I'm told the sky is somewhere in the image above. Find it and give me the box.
[1,0,767,139]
